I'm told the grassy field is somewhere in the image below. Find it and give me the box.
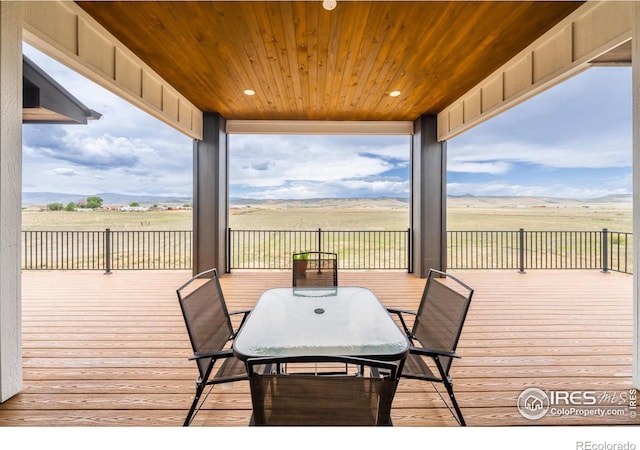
[446,201,632,231]
[21,197,633,232]
[22,209,193,231]
[21,197,633,272]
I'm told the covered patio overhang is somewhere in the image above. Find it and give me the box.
[22,55,101,124]
[1,1,638,403]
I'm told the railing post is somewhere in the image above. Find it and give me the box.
[317,228,322,270]
[601,228,609,273]
[226,227,231,273]
[407,227,412,273]
[518,228,526,274]
[104,228,112,275]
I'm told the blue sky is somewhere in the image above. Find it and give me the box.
[22,44,632,200]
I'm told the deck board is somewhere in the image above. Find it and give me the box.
[0,269,637,427]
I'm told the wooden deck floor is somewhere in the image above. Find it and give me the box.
[0,269,637,427]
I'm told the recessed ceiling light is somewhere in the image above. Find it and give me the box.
[243,89,256,96]
[322,0,337,11]
[389,90,401,97]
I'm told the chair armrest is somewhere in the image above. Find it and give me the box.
[410,346,460,359]
[189,348,234,361]
[229,309,252,336]
[386,307,416,338]
[386,307,416,316]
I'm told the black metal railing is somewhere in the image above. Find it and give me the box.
[21,227,632,274]
[227,228,411,271]
[606,229,633,274]
[22,230,107,270]
[447,228,632,274]
[22,229,192,271]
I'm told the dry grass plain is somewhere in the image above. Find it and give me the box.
[21,197,632,232]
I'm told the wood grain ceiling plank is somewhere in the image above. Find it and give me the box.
[358,3,435,120]
[356,3,415,120]
[302,2,321,116]
[276,2,307,115]
[75,1,584,122]
[365,4,424,116]
[399,2,493,114]
[430,3,522,109]
[227,2,284,118]
[184,3,245,113]
[211,2,277,118]
[340,3,389,116]
[292,2,311,115]
[331,2,374,116]
[325,2,374,118]
[250,2,296,118]
[265,2,300,117]
[320,5,343,118]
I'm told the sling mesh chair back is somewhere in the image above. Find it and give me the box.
[387,268,473,425]
[177,268,250,426]
[292,251,338,287]
[246,355,401,426]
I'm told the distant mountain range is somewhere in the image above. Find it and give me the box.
[23,192,632,207]
[448,193,632,205]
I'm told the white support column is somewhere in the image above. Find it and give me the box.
[0,1,23,402]
[632,1,640,390]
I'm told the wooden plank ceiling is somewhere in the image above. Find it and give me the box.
[76,1,583,122]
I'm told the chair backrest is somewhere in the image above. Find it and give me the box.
[176,268,234,379]
[292,251,338,287]
[246,356,399,426]
[412,269,473,376]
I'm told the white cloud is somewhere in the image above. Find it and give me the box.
[52,168,79,177]
[229,135,406,189]
[448,160,513,175]
[244,182,325,200]
[602,171,632,191]
[449,137,631,173]
[233,175,411,199]
[21,42,632,200]
[449,67,632,177]
[447,182,628,199]
[338,179,409,193]
[22,44,193,196]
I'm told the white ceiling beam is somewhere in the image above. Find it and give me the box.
[226,120,414,135]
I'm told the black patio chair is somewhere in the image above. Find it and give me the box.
[386,268,474,426]
[245,355,401,426]
[292,251,338,287]
[176,268,259,426]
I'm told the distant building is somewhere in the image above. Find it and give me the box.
[120,206,149,212]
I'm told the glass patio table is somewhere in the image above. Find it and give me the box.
[232,286,410,361]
